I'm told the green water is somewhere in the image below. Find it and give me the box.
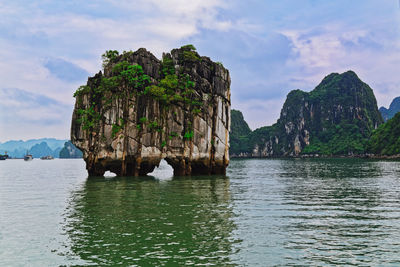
[1,158,400,266]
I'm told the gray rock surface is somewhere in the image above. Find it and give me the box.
[71,47,230,176]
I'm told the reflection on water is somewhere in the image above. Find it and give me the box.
[229,159,400,266]
[63,175,237,266]
[281,159,387,266]
[2,158,400,266]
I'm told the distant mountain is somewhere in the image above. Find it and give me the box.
[59,141,83,158]
[230,110,252,155]
[230,71,383,157]
[30,142,54,158]
[368,112,400,155]
[0,138,68,158]
[53,147,62,158]
[379,97,400,122]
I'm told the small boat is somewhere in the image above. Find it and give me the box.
[0,152,9,160]
[40,155,54,160]
[24,154,33,161]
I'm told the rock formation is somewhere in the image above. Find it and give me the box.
[367,112,400,156]
[379,96,400,122]
[29,142,54,158]
[230,110,251,155]
[59,141,83,158]
[71,45,231,176]
[230,71,383,157]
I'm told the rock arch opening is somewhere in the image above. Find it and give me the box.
[148,159,174,179]
[104,171,117,177]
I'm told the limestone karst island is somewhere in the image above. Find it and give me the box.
[2,1,400,266]
[230,71,388,157]
[71,45,230,176]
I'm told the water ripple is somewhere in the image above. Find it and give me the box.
[1,158,400,266]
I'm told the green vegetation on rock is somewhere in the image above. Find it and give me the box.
[71,45,231,176]
[230,71,384,157]
[180,44,200,62]
[230,109,252,154]
[73,45,209,154]
[184,130,194,140]
[101,50,119,68]
[299,71,382,155]
[111,119,125,138]
[367,112,400,155]
[142,71,197,106]
[301,123,367,155]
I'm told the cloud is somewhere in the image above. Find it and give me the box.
[0,88,72,141]
[44,58,89,82]
[234,98,286,129]
[0,1,234,76]
[1,0,400,139]
[0,0,237,141]
[190,29,294,100]
[0,88,70,124]
[281,22,400,107]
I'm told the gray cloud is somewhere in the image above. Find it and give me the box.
[44,58,89,82]
[0,88,71,124]
[1,0,399,138]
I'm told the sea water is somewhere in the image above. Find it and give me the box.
[1,158,400,266]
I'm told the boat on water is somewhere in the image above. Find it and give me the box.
[40,155,54,160]
[24,154,33,161]
[0,152,9,160]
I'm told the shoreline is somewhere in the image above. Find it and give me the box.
[230,154,400,160]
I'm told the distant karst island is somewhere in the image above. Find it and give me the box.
[230,71,400,158]
[379,97,400,122]
[0,138,82,159]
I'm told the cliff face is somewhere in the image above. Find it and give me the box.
[231,71,383,157]
[59,141,83,158]
[30,142,54,158]
[379,96,400,122]
[71,46,230,176]
[230,110,251,155]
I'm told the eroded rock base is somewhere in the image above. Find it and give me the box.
[85,157,226,177]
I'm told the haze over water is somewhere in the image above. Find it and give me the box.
[1,158,400,266]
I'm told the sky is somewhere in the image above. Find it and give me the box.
[0,0,400,142]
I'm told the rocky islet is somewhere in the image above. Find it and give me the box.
[71,45,231,176]
[230,71,385,157]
